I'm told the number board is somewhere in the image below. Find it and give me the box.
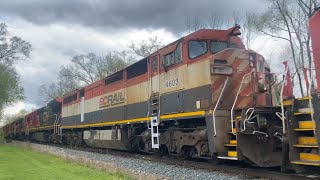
[164,78,179,88]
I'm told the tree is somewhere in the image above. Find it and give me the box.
[206,12,224,30]
[40,35,164,103]
[240,12,258,50]
[38,77,79,104]
[1,109,28,126]
[183,10,256,49]
[0,65,24,108]
[0,22,31,122]
[185,16,207,33]
[0,23,32,65]
[250,0,319,96]
[128,36,164,58]
[60,51,135,85]
[0,64,24,125]
[39,51,135,104]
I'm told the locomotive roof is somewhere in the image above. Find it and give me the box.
[25,98,61,118]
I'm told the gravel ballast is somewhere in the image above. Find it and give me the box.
[10,141,246,180]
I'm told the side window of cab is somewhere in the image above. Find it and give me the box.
[161,42,182,68]
[188,40,208,59]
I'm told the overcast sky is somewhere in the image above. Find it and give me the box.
[1,0,286,115]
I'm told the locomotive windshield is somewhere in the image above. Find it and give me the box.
[188,40,207,58]
[229,43,239,48]
[210,41,228,53]
[210,41,240,54]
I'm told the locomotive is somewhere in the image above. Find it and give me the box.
[281,7,320,173]
[3,8,320,173]
[4,25,283,167]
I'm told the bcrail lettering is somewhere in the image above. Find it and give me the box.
[99,92,125,107]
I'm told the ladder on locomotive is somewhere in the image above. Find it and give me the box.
[287,96,320,167]
[149,93,160,148]
[148,55,161,149]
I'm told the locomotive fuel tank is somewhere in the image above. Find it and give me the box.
[83,128,131,150]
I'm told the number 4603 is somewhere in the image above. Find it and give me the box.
[165,78,179,88]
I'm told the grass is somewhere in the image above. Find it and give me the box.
[0,145,132,180]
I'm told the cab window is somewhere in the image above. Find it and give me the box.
[210,41,228,54]
[257,60,265,72]
[163,53,174,67]
[230,43,239,48]
[151,56,158,72]
[175,43,182,63]
[188,40,207,59]
[161,42,182,68]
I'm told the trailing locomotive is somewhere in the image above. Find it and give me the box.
[279,7,320,173]
[4,25,284,169]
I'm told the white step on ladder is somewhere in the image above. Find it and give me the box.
[150,116,160,149]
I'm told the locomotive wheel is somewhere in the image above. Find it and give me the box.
[183,146,197,160]
[69,139,74,148]
[156,145,168,157]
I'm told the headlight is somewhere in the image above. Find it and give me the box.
[257,115,267,129]
[258,80,267,93]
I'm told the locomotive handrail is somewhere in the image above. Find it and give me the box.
[53,114,61,134]
[309,95,316,136]
[252,131,268,137]
[213,76,229,137]
[230,72,252,135]
[57,114,62,136]
[241,108,256,132]
[146,60,151,130]
[275,112,286,134]
[57,114,62,135]
[278,62,289,134]
[53,114,57,134]
[26,126,29,135]
[308,63,316,135]
[53,114,58,134]
[147,113,151,129]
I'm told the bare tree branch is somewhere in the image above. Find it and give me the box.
[39,51,135,104]
[128,36,164,58]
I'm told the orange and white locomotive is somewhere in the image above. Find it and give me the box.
[57,25,283,167]
[4,25,285,169]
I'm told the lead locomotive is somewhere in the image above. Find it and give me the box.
[4,25,291,170]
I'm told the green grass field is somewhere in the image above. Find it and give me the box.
[0,145,132,180]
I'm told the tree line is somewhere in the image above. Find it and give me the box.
[0,23,31,122]
[38,37,164,104]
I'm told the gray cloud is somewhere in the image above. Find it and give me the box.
[0,0,266,33]
[9,21,176,106]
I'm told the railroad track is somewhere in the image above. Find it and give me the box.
[10,140,320,180]
[107,152,319,180]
